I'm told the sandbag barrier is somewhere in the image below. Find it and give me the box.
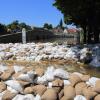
[0,65,100,100]
[0,43,100,67]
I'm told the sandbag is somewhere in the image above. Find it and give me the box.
[69,74,82,86]
[75,82,87,95]
[41,88,57,100]
[17,73,33,83]
[12,94,24,100]
[52,79,64,87]
[54,68,69,79]
[63,80,71,86]
[58,89,64,99]
[48,82,53,88]
[60,96,68,100]
[72,72,83,78]
[24,87,34,94]
[36,75,47,85]
[12,72,22,80]
[0,82,6,93]
[52,86,61,94]
[86,77,99,87]
[74,95,86,100]
[34,94,41,100]
[18,80,30,87]
[2,90,16,100]
[12,94,34,100]
[5,80,23,93]
[14,65,24,73]
[23,94,34,100]
[82,87,97,100]
[45,66,55,81]
[0,65,8,72]
[80,75,90,82]
[7,86,18,94]
[64,85,76,99]
[0,91,6,100]
[0,70,12,81]
[94,80,100,93]
[27,71,35,79]
[32,85,47,96]
[94,94,100,100]
[35,68,44,76]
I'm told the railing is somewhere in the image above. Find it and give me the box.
[0,29,80,44]
[0,30,32,38]
[0,29,54,43]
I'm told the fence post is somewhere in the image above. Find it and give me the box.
[22,28,26,44]
[74,33,80,44]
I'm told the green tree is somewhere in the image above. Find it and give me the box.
[7,20,19,31]
[7,20,31,31]
[19,22,31,30]
[43,23,53,29]
[0,23,7,34]
[53,0,100,43]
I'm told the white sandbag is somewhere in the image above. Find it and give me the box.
[14,65,24,73]
[48,82,53,88]
[90,56,100,67]
[17,74,33,83]
[54,68,69,79]
[34,94,41,100]
[23,94,34,100]
[35,56,43,62]
[0,91,6,100]
[12,94,34,100]
[0,52,5,60]
[86,77,100,87]
[74,95,86,100]
[27,71,35,79]
[7,86,18,94]
[65,48,77,59]
[45,73,54,82]
[63,80,71,86]
[36,75,47,84]
[45,66,55,81]
[0,64,8,72]
[12,94,24,100]
[5,80,23,92]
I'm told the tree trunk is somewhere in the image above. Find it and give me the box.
[94,28,99,43]
[82,25,87,43]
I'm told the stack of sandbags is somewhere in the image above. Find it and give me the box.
[0,65,100,100]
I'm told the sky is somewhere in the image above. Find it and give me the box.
[0,0,63,27]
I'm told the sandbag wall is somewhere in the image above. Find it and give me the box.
[0,65,100,100]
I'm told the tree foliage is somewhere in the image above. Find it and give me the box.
[7,20,31,32]
[53,0,100,43]
[43,23,53,30]
[0,23,7,34]
[19,22,31,30]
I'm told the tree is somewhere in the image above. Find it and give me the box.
[43,23,53,29]
[19,22,31,30]
[53,0,100,43]
[7,20,19,31]
[7,20,32,32]
[0,23,7,34]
